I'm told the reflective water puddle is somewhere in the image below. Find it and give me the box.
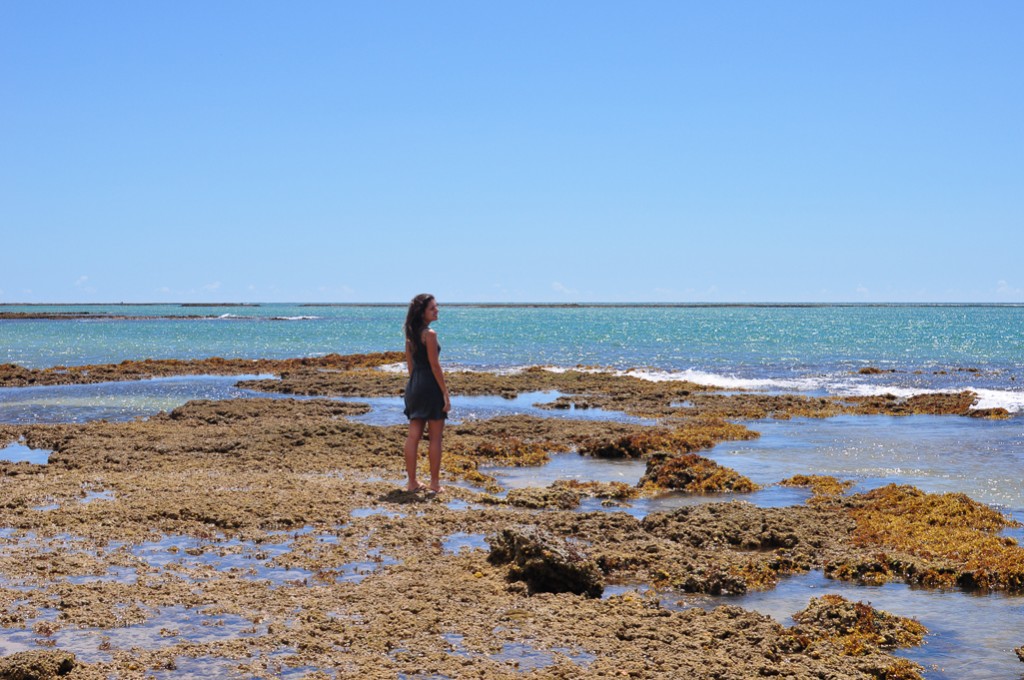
[0,603,264,660]
[0,440,51,464]
[441,532,489,554]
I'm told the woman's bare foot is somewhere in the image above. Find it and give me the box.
[426,485,444,495]
[406,483,426,493]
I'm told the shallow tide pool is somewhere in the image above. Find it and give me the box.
[0,375,277,424]
[705,415,1024,519]
[0,441,50,464]
[693,571,1023,680]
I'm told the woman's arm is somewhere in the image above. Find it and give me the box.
[423,329,451,412]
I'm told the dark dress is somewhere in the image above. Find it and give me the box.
[404,340,447,421]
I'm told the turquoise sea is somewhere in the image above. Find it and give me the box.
[2,303,1022,392]
[2,303,1024,677]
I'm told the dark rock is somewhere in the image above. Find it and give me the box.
[488,526,604,597]
[0,650,76,679]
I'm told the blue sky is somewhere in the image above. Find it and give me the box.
[2,2,1021,303]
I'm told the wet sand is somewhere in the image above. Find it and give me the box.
[1,353,1021,678]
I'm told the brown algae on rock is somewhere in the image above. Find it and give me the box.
[791,595,927,679]
[639,451,760,493]
[781,474,856,503]
[833,484,1024,590]
[792,593,927,653]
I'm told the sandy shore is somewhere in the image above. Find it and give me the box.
[1,353,1021,678]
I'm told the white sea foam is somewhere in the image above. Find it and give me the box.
[536,365,823,391]
[376,362,528,375]
[541,366,608,375]
[271,315,320,321]
[838,384,1024,413]
[385,362,1024,414]
[489,366,539,376]
[969,388,1024,413]
[838,384,942,400]
[552,367,1024,413]
[620,368,824,392]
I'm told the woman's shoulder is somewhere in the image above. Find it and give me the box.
[421,328,438,345]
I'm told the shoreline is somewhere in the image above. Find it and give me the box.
[1,353,1023,677]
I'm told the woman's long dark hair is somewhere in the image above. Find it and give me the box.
[404,293,435,353]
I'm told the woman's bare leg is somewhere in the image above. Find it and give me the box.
[404,419,426,491]
[426,418,445,492]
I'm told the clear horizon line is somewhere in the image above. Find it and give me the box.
[3,301,1024,308]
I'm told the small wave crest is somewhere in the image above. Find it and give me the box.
[839,384,945,398]
[209,313,320,321]
[446,364,823,391]
[838,384,1024,414]
[539,366,823,391]
[394,363,1023,414]
[621,368,824,391]
[972,389,1024,413]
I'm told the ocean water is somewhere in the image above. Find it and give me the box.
[2,303,1024,676]
[2,303,1022,405]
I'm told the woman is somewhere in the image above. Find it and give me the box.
[402,293,451,493]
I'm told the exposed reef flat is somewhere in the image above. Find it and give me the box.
[2,351,1008,419]
[1,353,1021,677]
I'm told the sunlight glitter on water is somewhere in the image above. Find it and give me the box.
[705,415,1024,515]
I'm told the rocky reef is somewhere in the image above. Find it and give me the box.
[1,352,1020,677]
